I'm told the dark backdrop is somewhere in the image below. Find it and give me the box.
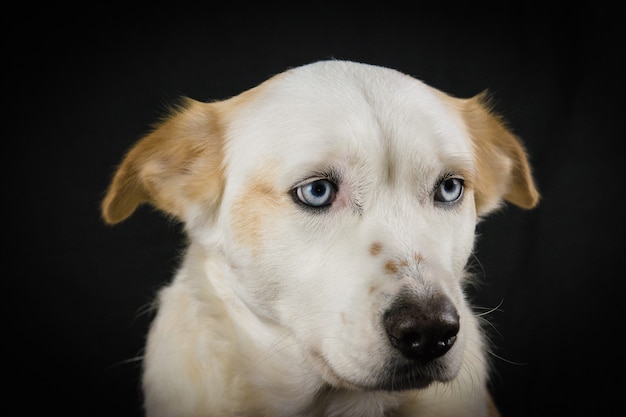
[10,5,623,416]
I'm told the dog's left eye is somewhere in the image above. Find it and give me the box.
[295,179,337,207]
[434,177,464,204]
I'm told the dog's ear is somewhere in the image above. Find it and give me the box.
[462,92,540,216]
[101,98,225,224]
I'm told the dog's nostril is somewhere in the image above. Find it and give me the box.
[384,294,459,361]
[438,333,457,349]
[400,331,456,356]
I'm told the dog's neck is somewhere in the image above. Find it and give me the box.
[181,243,412,417]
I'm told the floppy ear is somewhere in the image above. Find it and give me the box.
[101,98,225,224]
[462,93,540,216]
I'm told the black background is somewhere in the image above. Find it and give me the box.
[10,5,624,416]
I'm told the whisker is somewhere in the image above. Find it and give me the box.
[474,298,504,317]
[485,349,528,366]
[105,353,145,372]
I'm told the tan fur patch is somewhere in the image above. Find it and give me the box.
[230,174,287,254]
[369,242,383,256]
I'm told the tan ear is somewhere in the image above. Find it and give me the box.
[101,98,225,224]
[462,92,540,216]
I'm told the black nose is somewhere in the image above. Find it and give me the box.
[384,293,460,362]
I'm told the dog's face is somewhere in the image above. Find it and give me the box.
[103,61,538,392]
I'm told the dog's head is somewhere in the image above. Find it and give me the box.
[102,61,538,391]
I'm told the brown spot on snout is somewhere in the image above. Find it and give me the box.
[385,260,399,274]
[384,254,423,275]
[369,242,383,256]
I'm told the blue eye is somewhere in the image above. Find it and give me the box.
[295,179,337,207]
[434,177,464,204]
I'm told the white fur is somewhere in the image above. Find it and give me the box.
[103,60,539,416]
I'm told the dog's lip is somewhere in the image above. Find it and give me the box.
[308,349,436,391]
[377,357,453,391]
[376,369,435,391]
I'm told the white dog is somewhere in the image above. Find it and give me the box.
[102,60,539,417]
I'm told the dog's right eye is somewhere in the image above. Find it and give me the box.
[294,179,337,208]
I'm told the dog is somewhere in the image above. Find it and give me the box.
[102,60,539,417]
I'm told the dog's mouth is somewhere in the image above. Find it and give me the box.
[375,357,452,391]
[309,349,450,392]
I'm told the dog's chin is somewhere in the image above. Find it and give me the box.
[375,358,456,391]
[311,350,456,392]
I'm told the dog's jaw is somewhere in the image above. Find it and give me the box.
[144,244,490,417]
[142,243,492,417]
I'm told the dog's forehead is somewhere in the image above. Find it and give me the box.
[223,61,473,184]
